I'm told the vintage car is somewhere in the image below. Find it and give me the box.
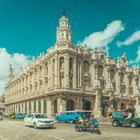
[55,110,93,123]
[111,111,140,128]
[15,113,26,119]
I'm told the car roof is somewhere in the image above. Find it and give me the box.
[64,110,93,113]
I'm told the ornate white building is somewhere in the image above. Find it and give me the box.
[4,15,140,117]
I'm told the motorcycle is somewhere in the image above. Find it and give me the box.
[75,118,101,135]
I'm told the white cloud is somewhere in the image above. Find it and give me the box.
[129,46,140,65]
[0,48,30,95]
[78,20,124,51]
[117,30,140,47]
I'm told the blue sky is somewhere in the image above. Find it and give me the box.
[0,0,140,58]
[0,0,140,95]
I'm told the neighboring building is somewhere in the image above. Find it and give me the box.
[4,15,140,117]
[0,95,5,112]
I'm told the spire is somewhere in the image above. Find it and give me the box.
[8,64,14,82]
[56,13,72,47]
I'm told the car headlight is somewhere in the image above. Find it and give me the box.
[38,120,43,122]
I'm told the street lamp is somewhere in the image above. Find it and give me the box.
[106,80,115,108]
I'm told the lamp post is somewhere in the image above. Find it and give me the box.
[94,78,102,116]
[106,80,116,117]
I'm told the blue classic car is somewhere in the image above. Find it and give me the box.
[55,110,92,123]
[15,113,26,119]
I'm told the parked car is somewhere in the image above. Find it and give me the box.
[55,110,93,123]
[10,112,15,119]
[111,111,140,128]
[15,113,26,119]
[24,113,54,129]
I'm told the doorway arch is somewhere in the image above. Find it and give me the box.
[54,100,57,114]
[83,100,91,110]
[67,99,75,111]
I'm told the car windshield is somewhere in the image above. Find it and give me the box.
[34,114,47,118]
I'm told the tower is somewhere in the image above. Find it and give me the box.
[56,15,72,47]
[8,64,14,82]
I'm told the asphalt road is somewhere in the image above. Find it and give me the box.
[0,119,140,140]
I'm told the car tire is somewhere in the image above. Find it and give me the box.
[70,120,75,124]
[130,122,137,128]
[96,128,101,135]
[112,121,119,127]
[33,122,38,129]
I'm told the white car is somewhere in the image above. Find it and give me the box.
[24,113,54,129]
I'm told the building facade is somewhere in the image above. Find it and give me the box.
[0,95,5,112]
[5,15,140,117]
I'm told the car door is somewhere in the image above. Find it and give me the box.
[24,114,30,125]
[28,114,34,126]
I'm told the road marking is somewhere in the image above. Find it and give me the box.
[0,136,7,140]
[37,131,65,140]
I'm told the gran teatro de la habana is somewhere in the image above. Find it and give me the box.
[4,15,140,117]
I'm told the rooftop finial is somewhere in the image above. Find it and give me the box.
[62,8,67,16]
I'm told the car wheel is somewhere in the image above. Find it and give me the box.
[96,128,101,135]
[70,120,75,124]
[33,122,38,129]
[130,122,137,128]
[112,121,119,127]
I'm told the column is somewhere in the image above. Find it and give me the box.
[125,75,129,96]
[73,56,76,88]
[27,102,29,114]
[57,97,66,113]
[47,99,52,118]
[55,55,58,88]
[95,89,102,116]
[48,59,51,89]
[92,62,97,88]
[31,101,34,113]
[36,100,39,113]
[41,100,44,113]
[23,103,25,113]
[64,55,69,88]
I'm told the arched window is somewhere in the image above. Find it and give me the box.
[34,101,36,112]
[120,73,124,83]
[25,103,27,114]
[45,62,48,75]
[83,61,89,73]
[97,65,103,78]
[54,100,57,114]
[69,58,73,71]
[60,57,64,70]
[110,69,115,81]
[67,99,75,111]
[83,100,91,110]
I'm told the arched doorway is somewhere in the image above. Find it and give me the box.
[67,99,75,111]
[54,100,57,114]
[83,100,91,110]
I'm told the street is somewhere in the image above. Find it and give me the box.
[0,119,140,140]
